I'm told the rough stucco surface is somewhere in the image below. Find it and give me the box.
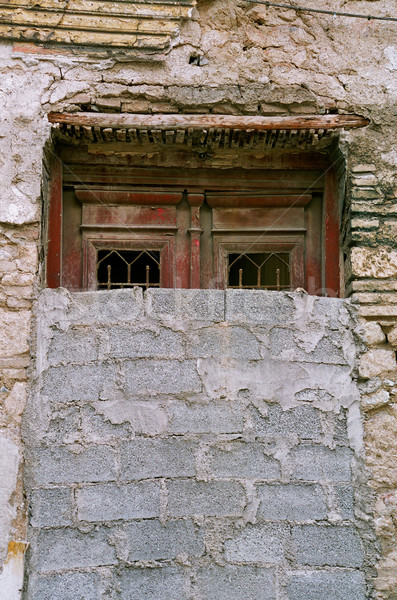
[0,0,396,597]
[23,288,374,600]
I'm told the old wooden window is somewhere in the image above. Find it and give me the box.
[47,160,340,296]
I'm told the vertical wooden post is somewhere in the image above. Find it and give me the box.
[47,156,62,288]
[187,193,204,289]
[324,168,340,297]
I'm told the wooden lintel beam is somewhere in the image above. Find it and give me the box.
[48,112,369,131]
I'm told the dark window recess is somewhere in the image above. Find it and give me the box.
[97,250,160,290]
[228,252,290,290]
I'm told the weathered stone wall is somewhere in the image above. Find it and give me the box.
[23,288,373,600]
[0,0,396,597]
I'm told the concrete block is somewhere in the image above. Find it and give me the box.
[120,438,197,480]
[336,484,355,519]
[119,566,189,600]
[209,442,280,479]
[269,327,347,364]
[124,359,201,395]
[225,524,288,563]
[67,288,144,324]
[27,572,100,600]
[225,290,294,325]
[48,328,98,366]
[108,326,183,359]
[291,525,364,567]
[257,483,327,521]
[167,480,246,517]
[42,364,116,402]
[145,288,225,321]
[123,519,204,561]
[197,565,275,600]
[167,401,244,434]
[30,488,73,527]
[35,528,117,572]
[252,405,322,440]
[287,570,366,600]
[291,445,352,482]
[28,445,117,485]
[76,482,160,521]
[187,325,260,360]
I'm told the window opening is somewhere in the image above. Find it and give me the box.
[97,249,160,290]
[227,252,290,290]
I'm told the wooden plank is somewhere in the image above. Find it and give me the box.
[47,157,62,288]
[82,204,177,228]
[49,112,370,131]
[212,207,305,231]
[324,168,340,297]
[206,194,312,208]
[75,188,183,205]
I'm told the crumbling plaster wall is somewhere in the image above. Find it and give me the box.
[0,0,396,597]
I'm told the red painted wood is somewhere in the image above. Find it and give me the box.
[188,194,204,289]
[324,169,340,297]
[47,157,62,288]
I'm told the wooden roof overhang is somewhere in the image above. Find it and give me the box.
[49,112,370,153]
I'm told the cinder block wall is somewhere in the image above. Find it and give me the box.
[23,288,375,599]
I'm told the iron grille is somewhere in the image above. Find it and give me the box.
[228,252,290,291]
[97,249,160,290]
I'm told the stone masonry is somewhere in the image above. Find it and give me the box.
[23,288,375,599]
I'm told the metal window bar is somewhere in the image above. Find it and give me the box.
[97,249,160,290]
[228,252,291,291]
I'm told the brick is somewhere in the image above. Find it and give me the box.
[124,359,201,395]
[257,483,327,521]
[35,528,117,572]
[41,364,116,402]
[210,442,280,479]
[291,525,364,567]
[197,565,275,600]
[28,445,117,485]
[291,445,352,482]
[120,438,197,480]
[30,487,73,527]
[225,289,294,325]
[287,570,366,600]
[48,328,98,365]
[225,524,288,563]
[167,480,246,517]
[27,572,100,600]
[167,401,244,434]
[145,288,225,321]
[187,325,260,359]
[108,326,183,359]
[119,567,189,600]
[251,405,322,440]
[76,482,160,521]
[123,519,204,561]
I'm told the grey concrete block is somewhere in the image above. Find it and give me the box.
[291,525,364,567]
[251,405,322,440]
[67,288,144,324]
[124,359,201,395]
[48,328,99,366]
[27,571,100,600]
[187,325,260,359]
[225,289,294,325]
[35,528,117,572]
[120,438,196,480]
[42,364,116,402]
[197,565,276,600]
[291,445,353,482]
[209,443,280,479]
[225,524,288,564]
[108,326,183,359]
[119,566,189,600]
[76,482,160,522]
[287,570,366,600]
[257,483,327,521]
[30,488,73,527]
[123,519,204,561]
[269,327,347,364]
[146,288,225,321]
[28,445,117,485]
[167,480,246,517]
[167,400,244,434]
[336,484,355,519]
